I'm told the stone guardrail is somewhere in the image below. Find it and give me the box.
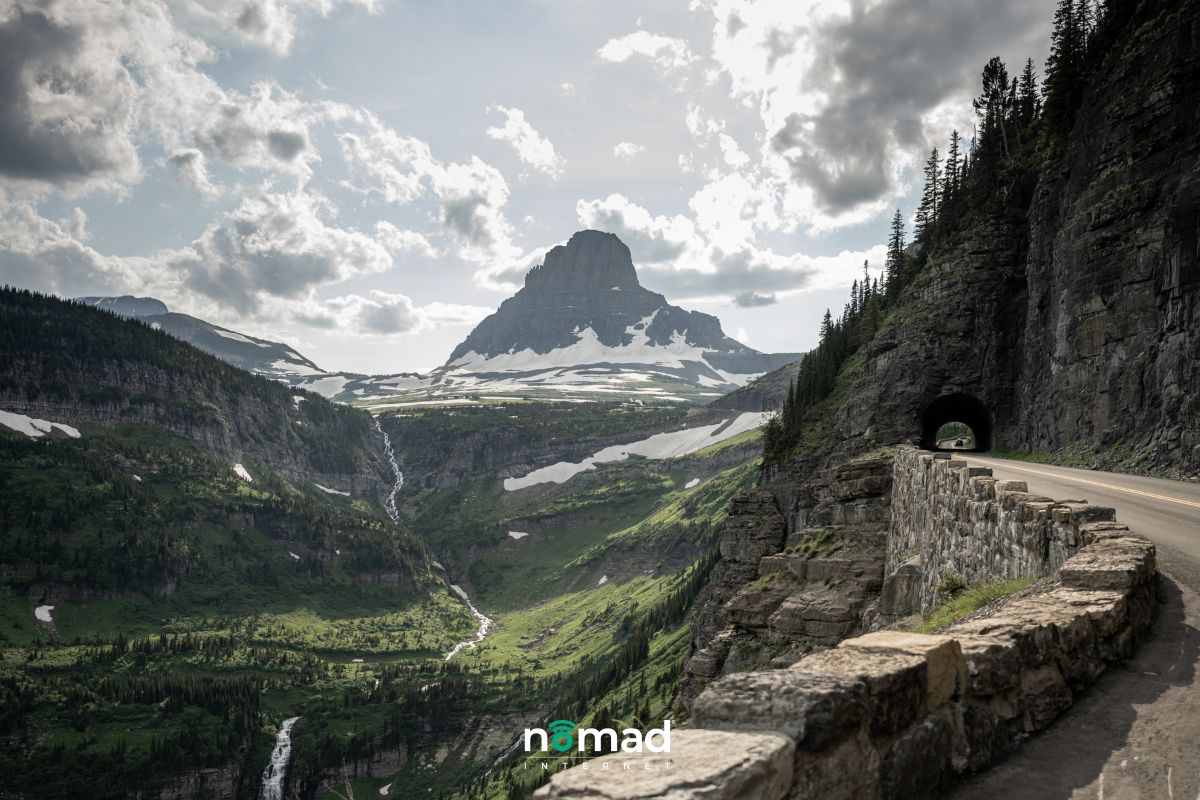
[885,447,1122,617]
[536,455,1157,798]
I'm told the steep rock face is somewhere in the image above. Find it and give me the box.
[445,230,799,386]
[678,456,893,708]
[825,2,1200,476]
[1012,6,1200,471]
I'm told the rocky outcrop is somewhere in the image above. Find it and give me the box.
[136,760,245,800]
[543,527,1157,799]
[677,456,892,707]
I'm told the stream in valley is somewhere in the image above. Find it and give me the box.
[375,420,494,659]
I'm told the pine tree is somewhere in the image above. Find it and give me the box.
[915,148,941,243]
[943,131,962,201]
[1043,0,1087,148]
[974,57,1012,163]
[1018,58,1040,128]
[884,209,906,300]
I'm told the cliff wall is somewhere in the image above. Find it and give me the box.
[827,1,1200,478]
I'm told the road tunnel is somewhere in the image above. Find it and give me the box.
[920,393,993,452]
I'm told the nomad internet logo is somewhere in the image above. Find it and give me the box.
[524,719,672,754]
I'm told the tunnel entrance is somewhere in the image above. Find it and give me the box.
[920,393,993,452]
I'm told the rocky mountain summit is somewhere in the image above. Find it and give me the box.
[441,230,799,400]
[78,232,799,405]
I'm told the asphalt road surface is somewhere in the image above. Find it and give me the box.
[948,455,1200,800]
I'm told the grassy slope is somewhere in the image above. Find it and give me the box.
[0,422,474,799]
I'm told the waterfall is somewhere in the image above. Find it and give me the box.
[374,418,404,524]
[373,418,494,659]
[259,716,300,800]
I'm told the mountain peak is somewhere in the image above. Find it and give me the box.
[525,230,640,292]
[77,295,169,318]
[441,230,800,397]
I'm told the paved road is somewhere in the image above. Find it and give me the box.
[949,455,1200,800]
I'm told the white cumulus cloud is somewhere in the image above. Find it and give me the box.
[486,105,564,179]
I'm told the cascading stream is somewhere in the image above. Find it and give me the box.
[259,716,300,800]
[374,419,493,659]
[375,418,403,523]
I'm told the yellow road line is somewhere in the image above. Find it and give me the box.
[970,459,1200,511]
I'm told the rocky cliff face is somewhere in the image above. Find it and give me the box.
[680,0,1198,709]
[678,455,892,707]
[1012,5,1200,472]
[822,1,1200,478]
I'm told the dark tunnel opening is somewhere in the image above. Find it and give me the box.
[920,393,994,452]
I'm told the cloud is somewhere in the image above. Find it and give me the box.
[612,142,645,160]
[314,290,489,335]
[175,189,392,313]
[185,0,383,55]
[0,198,142,295]
[574,192,885,304]
[486,105,564,179]
[598,31,696,72]
[336,110,520,264]
[267,129,308,161]
[0,5,142,193]
[700,0,1049,221]
[167,150,220,198]
[183,83,318,178]
[0,1,334,196]
[373,221,436,257]
[733,291,777,307]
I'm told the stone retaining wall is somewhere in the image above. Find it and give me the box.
[884,447,1117,618]
[536,469,1157,798]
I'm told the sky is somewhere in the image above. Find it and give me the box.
[0,0,1052,374]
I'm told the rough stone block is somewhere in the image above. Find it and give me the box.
[839,632,965,708]
[1059,538,1155,593]
[693,670,868,752]
[960,699,1023,771]
[1076,521,1132,545]
[880,713,954,800]
[879,555,922,620]
[793,648,926,737]
[954,634,1022,695]
[533,729,795,800]
[790,727,881,800]
[993,480,1028,497]
[1020,664,1073,732]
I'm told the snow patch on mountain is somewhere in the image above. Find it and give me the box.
[504,411,768,491]
[0,410,81,439]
